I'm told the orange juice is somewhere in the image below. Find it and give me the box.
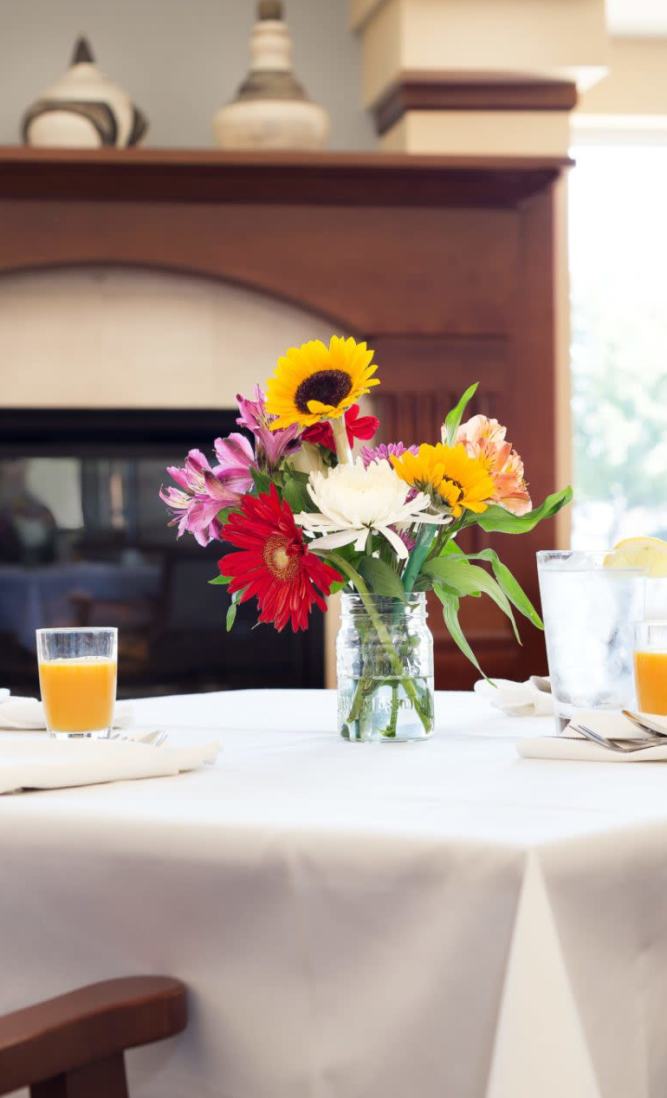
[634,650,667,715]
[38,657,117,733]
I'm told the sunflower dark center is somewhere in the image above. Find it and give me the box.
[294,369,352,414]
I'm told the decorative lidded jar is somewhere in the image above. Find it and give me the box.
[213,0,330,150]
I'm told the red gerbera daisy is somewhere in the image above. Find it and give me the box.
[302,403,379,453]
[217,485,341,633]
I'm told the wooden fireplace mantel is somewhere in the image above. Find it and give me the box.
[0,144,570,686]
[0,145,571,207]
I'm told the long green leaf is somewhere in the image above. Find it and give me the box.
[358,556,406,601]
[466,549,543,629]
[433,586,488,679]
[477,487,572,534]
[209,574,230,586]
[225,587,245,631]
[423,556,521,642]
[442,382,479,444]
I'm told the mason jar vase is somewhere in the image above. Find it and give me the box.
[336,592,435,742]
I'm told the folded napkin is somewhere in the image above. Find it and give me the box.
[518,709,667,763]
[474,676,553,717]
[0,694,133,732]
[0,737,219,794]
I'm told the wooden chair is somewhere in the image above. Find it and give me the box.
[0,977,186,1097]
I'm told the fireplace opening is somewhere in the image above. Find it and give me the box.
[0,409,324,697]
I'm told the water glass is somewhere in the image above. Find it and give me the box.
[36,627,118,739]
[634,621,667,716]
[537,550,645,731]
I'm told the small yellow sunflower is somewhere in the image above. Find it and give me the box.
[265,336,380,430]
[391,443,495,518]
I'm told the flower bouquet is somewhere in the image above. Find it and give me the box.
[161,336,571,741]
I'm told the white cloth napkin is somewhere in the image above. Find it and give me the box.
[0,737,219,794]
[0,694,133,731]
[474,677,553,717]
[518,709,667,763]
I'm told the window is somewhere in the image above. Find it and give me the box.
[569,139,667,548]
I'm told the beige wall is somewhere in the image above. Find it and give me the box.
[0,0,374,150]
[578,36,667,118]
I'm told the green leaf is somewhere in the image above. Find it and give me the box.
[433,585,488,679]
[250,467,272,495]
[442,382,479,444]
[422,556,520,642]
[208,574,230,586]
[466,549,543,629]
[358,556,406,601]
[477,486,573,534]
[216,506,238,526]
[282,473,311,514]
[225,587,245,631]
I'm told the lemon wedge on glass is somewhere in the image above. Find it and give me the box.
[604,537,667,577]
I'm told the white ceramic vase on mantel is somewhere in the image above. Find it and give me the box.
[213,0,330,151]
[22,36,147,148]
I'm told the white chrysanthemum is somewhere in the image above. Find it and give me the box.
[295,459,444,560]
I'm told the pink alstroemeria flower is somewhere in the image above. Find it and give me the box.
[455,415,532,516]
[160,434,255,546]
[236,386,302,470]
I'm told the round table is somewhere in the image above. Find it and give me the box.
[1,689,665,1098]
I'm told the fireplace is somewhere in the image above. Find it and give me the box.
[0,148,569,687]
[0,409,324,697]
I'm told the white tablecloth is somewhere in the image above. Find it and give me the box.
[2,690,667,1098]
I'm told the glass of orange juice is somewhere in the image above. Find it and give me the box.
[634,621,667,716]
[36,627,118,739]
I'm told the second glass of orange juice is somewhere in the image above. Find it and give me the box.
[36,627,118,738]
[634,621,667,716]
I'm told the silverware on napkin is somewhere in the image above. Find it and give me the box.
[621,709,667,737]
[570,721,665,754]
[108,730,167,747]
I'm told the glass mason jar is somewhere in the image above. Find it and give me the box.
[336,592,435,742]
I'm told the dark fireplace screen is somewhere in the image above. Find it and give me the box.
[0,410,324,697]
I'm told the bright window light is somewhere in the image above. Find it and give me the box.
[569,142,667,549]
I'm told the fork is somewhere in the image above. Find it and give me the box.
[570,722,663,754]
[109,730,168,747]
[622,709,667,737]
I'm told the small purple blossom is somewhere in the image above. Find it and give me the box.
[392,525,417,553]
[160,434,255,547]
[360,442,418,468]
[236,386,302,471]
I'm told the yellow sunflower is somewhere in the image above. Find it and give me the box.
[265,336,380,430]
[391,443,495,518]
